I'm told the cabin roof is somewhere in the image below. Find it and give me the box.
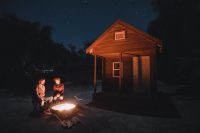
[86,19,162,54]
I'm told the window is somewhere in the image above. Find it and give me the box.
[113,62,120,78]
[115,30,126,40]
[89,48,93,54]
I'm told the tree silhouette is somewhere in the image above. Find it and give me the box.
[148,0,200,86]
[0,13,93,94]
[149,0,200,56]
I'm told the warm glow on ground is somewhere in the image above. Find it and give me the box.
[51,103,76,111]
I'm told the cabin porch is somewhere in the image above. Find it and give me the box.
[92,52,157,96]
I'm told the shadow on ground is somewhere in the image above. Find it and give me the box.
[88,92,180,119]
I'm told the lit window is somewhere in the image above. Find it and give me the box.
[89,48,93,54]
[115,30,126,40]
[113,62,120,78]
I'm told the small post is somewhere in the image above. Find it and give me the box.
[119,52,122,90]
[102,57,104,79]
[93,55,97,94]
[101,57,104,90]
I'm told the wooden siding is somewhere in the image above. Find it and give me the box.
[133,56,139,91]
[121,55,132,91]
[86,20,162,54]
[92,24,157,55]
[86,20,161,94]
[104,57,119,91]
[141,56,151,90]
[103,54,133,91]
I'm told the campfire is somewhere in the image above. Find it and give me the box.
[50,102,80,128]
[50,102,77,117]
[51,103,76,111]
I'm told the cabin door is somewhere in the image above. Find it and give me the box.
[132,56,139,91]
[132,56,150,92]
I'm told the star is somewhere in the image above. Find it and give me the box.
[83,0,88,4]
[135,10,139,15]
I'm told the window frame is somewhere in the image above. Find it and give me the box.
[114,30,126,40]
[112,62,120,78]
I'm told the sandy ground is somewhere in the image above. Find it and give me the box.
[0,84,200,133]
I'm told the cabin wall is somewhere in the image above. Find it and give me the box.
[102,55,133,92]
[92,23,157,55]
[103,56,119,91]
[87,20,160,95]
[102,48,157,94]
[121,55,132,91]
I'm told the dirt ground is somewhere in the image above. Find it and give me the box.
[0,84,200,133]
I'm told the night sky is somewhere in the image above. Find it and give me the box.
[0,0,157,48]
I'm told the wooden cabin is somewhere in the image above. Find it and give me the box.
[86,20,162,95]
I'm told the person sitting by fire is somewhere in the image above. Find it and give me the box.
[53,77,64,101]
[36,78,53,107]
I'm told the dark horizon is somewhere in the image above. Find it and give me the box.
[0,0,157,48]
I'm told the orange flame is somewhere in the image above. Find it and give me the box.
[51,103,76,111]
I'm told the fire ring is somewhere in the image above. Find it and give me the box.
[51,103,76,111]
[50,102,78,121]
